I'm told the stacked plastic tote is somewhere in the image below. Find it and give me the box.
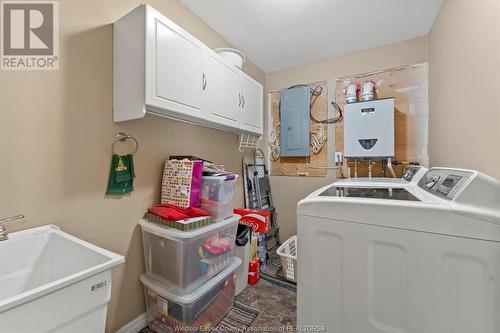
[139,174,240,333]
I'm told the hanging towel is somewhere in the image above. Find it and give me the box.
[106,154,135,195]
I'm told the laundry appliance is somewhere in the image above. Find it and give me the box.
[297,166,500,333]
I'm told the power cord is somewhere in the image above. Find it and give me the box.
[269,122,281,161]
[310,123,327,154]
[311,100,343,124]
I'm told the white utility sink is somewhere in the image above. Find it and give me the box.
[0,225,124,333]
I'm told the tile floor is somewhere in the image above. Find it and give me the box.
[235,279,297,329]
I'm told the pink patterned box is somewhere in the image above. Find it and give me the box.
[161,159,203,208]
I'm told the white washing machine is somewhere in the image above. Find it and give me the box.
[297,166,500,333]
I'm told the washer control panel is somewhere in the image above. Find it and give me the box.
[418,169,473,200]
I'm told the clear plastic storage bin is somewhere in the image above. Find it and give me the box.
[139,216,239,295]
[141,258,241,333]
[201,175,238,222]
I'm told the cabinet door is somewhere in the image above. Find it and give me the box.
[241,74,264,135]
[146,10,204,120]
[203,51,240,128]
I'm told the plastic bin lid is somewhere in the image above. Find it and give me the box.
[139,215,240,240]
[202,174,239,182]
[140,257,241,304]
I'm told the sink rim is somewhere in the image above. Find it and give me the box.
[0,224,124,313]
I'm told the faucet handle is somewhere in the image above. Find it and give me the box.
[0,214,25,224]
[0,214,24,241]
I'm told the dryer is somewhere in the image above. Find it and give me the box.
[297,166,500,333]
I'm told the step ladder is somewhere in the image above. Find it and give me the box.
[242,148,280,250]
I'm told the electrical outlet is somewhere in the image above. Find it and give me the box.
[335,152,343,165]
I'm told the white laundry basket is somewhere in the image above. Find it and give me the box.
[277,235,297,282]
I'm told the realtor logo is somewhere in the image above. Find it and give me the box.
[1,1,59,70]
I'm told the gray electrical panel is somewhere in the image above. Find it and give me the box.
[280,86,310,157]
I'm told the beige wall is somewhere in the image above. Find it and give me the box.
[0,0,263,331]
[264,37,429,242]
[429,0,500,179]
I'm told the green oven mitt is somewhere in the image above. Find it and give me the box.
[106,154,135,195]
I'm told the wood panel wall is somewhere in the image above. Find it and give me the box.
[269,81,328,177]
[334,63,429,178]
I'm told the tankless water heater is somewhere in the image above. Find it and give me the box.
[343,97,394,158]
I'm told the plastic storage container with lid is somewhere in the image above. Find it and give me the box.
[201,175,238,222]
[139,215,239,295]
[141,258,241,333]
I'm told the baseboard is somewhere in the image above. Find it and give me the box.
[116,313,147,333]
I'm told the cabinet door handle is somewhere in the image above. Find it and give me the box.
[202,73,207,90]
[242,95,245,107]
[238,94,242,107]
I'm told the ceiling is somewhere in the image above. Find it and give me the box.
[181,0,443,73]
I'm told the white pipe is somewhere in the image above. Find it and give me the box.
[387,157,397,178]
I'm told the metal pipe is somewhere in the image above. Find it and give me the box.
[0,214,25,224]
[367,160,373,178]
[401,162,409,176]
[0,214,25,241]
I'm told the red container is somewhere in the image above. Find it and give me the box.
[234,208,270,234]
[248,258,260,285]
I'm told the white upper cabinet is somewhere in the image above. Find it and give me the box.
[148,12,203,118]
[113,4,263,135]
[240,73,264,135]
[203,50,240,128]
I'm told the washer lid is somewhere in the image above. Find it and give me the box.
[335,177,408,186]
[318,186,420,201]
